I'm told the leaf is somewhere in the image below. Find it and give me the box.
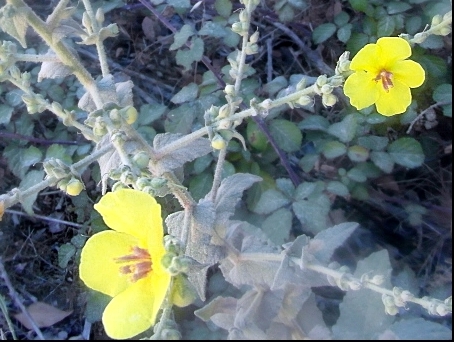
[0,104,13,125]
[195,296,237,330]
[385,317,452,340]
[189,172,213,202]
[332,250,394,339]
[292,193,331,234]
[38,50,73,82]
[198,21,227,38]
[269,119,302,153]
[326,181,349,197]
[251,188,291,215]
[327,114,358,143]
[4,145,43,179]
[322,140,347,159]
[58,242,76,268]
[262,207,293,245]
[433,84,452,117]
[386,1,412,14]
[152,133,212,174]
[170,82,199,104]
[169,24,194,50]
[377,15,396,37]
[357,135,389,151]
[19,170,45,215]
[387,137,425,169]
[347,145,369,162]
[311,222,358,264]
[312,23,337,45]
[14,302,73,329]
[263,76,288,97]
[347,167,367,182]
[167,0,191,8]
[337,23,352,43]
[164,103,195,134]
[298,115,330,131]
[215,0,233,17]
[138,103,167,125]
[175,37,204,70]
[0,4,28,48]
[370,151,394,173]
[84,290,111,323]
[348,0,368,12]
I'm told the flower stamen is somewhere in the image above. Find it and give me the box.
[114,246,153,282]
[375,70,394,92]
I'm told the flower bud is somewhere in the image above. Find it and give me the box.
[218,104,230,119]
[316,75,328,87]
[245,43,259,55]
[170,275,198,308]
[109,108,121,122]
[297,95,312,106]
[112,181,129,192]
[224,84,235,96]
[321,84,333,94]
[65,178,84,196]
[217,118,232,130]
[322,93,337,107]
[211,134,227,150]
[150,177,167,189]
[82,12,93,32]
[161,252,177,269]
[330,75,344,87]
[250,30,259,43]
[431,14,442,26]
[57,178,69,191]
[120,106,138,124]
[438,27,451,36]
[95,7,105,24]
[239,10,248,23]
[135,177,151,190]
[133,151,150,169]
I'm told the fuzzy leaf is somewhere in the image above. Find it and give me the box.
[322,140,347,159]
[115,80,134,107]
[326,181,349,197]
[292,193,331,234]
[385,317,452,340]
[58,242,76,268]
[164,103,195,134]
[84,290,111,323]
[175,37,204,70]
[0,4,28,48]
[19,170,45,215]
[195,296,237,330]
[251,188,291,215]
[198,21,227,38]
[387,137,425,169]
[152,133,211,174]
[262,207,292,245]
[215,0,233,17]
[312,23,336,44]
[170,82,199,104]
[0,104,13,125]
[370,151,394,173]
[4,145,43,179]
[169,24,194,50]
[327,114,358,143]
[332,249,394,339]
[377,15,396,37]
[269,119,303,153]
[38,50,73,82]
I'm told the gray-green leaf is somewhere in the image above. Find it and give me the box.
[388,137,425,169]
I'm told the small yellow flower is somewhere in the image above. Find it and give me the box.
[79,189,171,339]
[344,37,425,116]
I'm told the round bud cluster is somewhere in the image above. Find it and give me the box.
[161,252,190,276]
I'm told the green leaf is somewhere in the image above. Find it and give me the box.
[377,16,396,37]
[198,21,227,38]
[294,181,323,201]
[278,4,295,22]
[357,136,389,151]
[326,181,349,197]
[292,193,331,234]
[388,137,425,169]
[4,145,43,179]
[387,1,412,14]
[366,113,387,124]
[252,188,291,215]
[322,140,347,159]
[19,170,45,215]
[0,5,28,48]
[387,317,452,340]
[262,208,293,245]
[298,154,319,173]
[164,103,195,134]
[347,32,370,55]
[138,103,167,125]
[347,145,369,162]
[348,0,368,12]
[0,104,13,125]
[5,89,24,107]
[337,24,352,43]
[298,115,329,131]
[269,119,302,153]
[189,172,213,202]
[370,151,394,173]
[417,55,447,78]
[327,114,358,143]
[85,290,111,323]
[169,24,194,51]
[405,16,422,35]
[215,0,233,17]
[312,23,337,44]
[334,11,350,26]
[276,178,295,198]
[45,144,73,165]
[175,37,204,70]
[433,84,452,117]
[263,76,288,97]
[167,0,191,9]
[347,167,367,182]
[171,83,199,104]
[58,243,76,268]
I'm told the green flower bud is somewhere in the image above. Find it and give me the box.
[135,177,151,190]
[322,93,337,107]
[316,74,328,87]
[217,118,232,130]
[66,178,84,196]
[218,104,230,119]
[438,26,451,36]
[211,134,227,150]
[109,108,121,122]
[57,178,69,191]
[150,177,167,189]
[329,75,344,87]
[250,30,260,44]
[245,43,259,55]
[321,84,333,94]
[224,84,235,96]
[170,275,198,308]
[431,14,442,26]
[239,10,248,23]
[133,151,150,169]
[95,7,105,24]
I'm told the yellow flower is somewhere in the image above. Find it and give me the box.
[344,37,425,116]
[79,189,171,339]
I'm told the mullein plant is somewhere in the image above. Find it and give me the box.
[0,0,452,339]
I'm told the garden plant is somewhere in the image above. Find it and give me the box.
[0,0,452,339]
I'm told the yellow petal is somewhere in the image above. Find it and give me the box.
[102,274,169,339]
[79,231,137,297]
[349,44,381,73]
[94,189,162,243]
[376,37,412,67]
[375,80,412,116]
[390,60,425,88]
[344,71,379,110]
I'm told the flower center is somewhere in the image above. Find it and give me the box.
[374,70,394,92]
[114,246,153,283]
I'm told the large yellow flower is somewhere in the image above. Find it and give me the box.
[344,37,425,116]
[79,189,171,339]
